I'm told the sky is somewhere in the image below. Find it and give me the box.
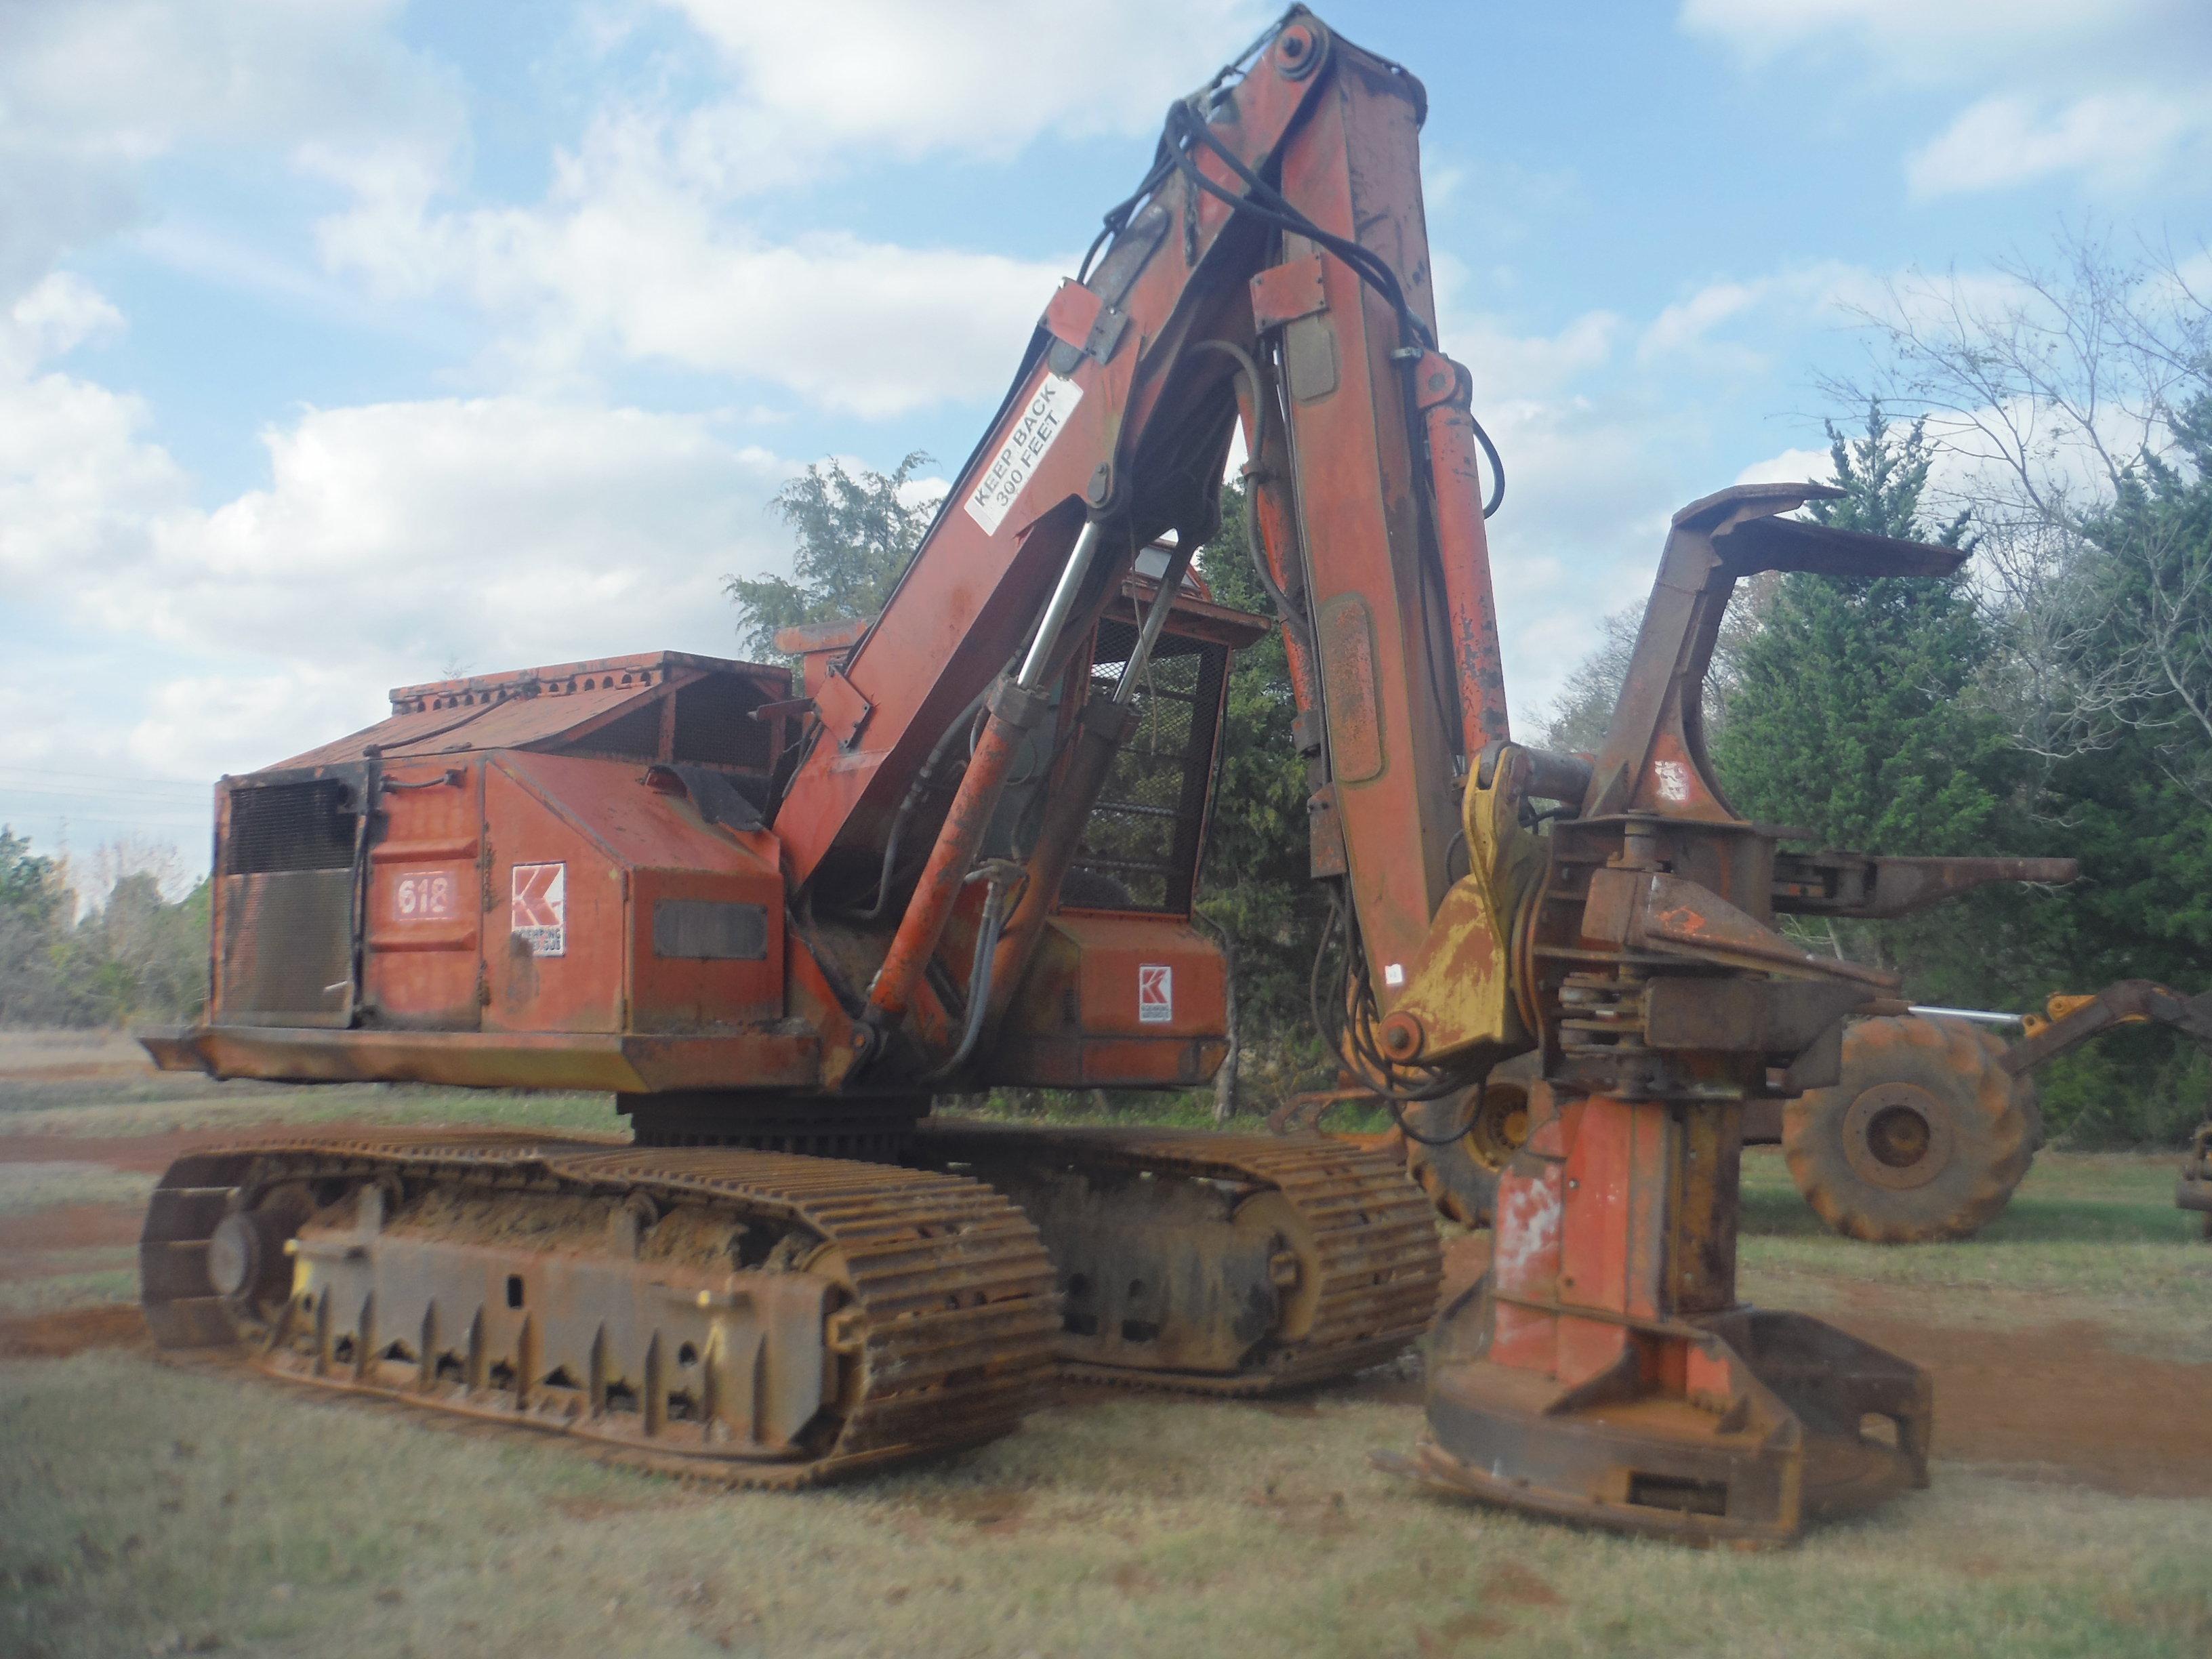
[3,0,2209,881]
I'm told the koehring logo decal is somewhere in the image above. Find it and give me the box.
[1138,963,1174,1025]
[510,862,567,958]
[962,373,1084,534]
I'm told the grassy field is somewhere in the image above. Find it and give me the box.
[3,1033,2209,1658]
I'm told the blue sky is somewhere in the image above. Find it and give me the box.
[3,0,2209,881]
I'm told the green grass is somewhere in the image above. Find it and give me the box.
[2,1076,2209,1655]
[1,1353,2207,1659]
[0,1162,155,1217]
[1738,1147,2212,1359]
[0,1265,138,1317]
[0,1080,619,1144]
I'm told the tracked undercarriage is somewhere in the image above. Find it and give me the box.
[140,1122,1439,1483]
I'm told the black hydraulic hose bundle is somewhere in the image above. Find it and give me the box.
[1308,886,1492,1143]
[1160,102,1505,519]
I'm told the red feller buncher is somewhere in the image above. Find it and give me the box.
[140,9,2075,1544]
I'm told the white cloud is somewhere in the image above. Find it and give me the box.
[323,166,1067,415]
[1636,263,1884,372]
[1679,0,2165,66]
[1432,253,1622,403]
[0,0,464,292]
[1,281,808,782]
[5,273,125,369]
[1679,0,2212,200]
[1733,445,1836,489]
[651,0,1271,171]
[306,0,1294,415]
[1907,91,2209,199]
[122,397,800,695]
[0,283,187,588]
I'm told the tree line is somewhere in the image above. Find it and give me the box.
[0,831,210,1027]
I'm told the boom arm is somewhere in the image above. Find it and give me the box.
[771,10,1512,1075]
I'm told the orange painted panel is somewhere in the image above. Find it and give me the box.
[628,865,784,1033]
[363,761,482,1029]
[1065,914,1228,1038]
[481,762,625,1034]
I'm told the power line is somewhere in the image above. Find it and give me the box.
[0,784,213,808]
[0,768,210,792]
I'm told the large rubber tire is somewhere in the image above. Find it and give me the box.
[1402,1054,1539,1228]
[1782,1014,2037,1243]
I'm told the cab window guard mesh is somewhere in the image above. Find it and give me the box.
[1065,621,1227,915]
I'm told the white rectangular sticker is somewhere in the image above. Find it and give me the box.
[510,862,567,958]
[963,373,1084,534]
[1138,963,1173,1025]
[390,869,458,923]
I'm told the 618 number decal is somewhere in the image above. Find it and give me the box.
[390,870,457,922]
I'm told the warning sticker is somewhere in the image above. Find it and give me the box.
[1137,963,1174,1025]
[390,870,458,923]
[510,862,567,958]
[963,373,1084,534]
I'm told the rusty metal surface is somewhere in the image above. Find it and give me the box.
[277,653,790,771]
[143,1024,820,1092]
[1414,352,1510,757]
[140,1128,1057,1485]
[915,1120,1439,1394]
[1775,850,2080,920]
[1397,478,2072,1544]
[2003,979,2212,1074]
[1385,1306,1929,1548]
[861,680,1044,1042]
[981,912,1230,1088]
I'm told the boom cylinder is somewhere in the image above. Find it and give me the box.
[863,678,1050,1031]
[1415,352,1509,758]
[862,518,1107,1043]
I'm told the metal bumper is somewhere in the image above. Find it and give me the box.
[138,1024,819,1093]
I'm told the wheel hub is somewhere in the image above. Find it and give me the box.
[1841,1083,1953,1191]
[1463,1081,1531,1170]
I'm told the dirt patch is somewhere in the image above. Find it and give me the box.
[1435,1229,2212,1500]
[1836,1304,2212,1500]
[897,1488,1031,1536]
[1107,1561,1163,1595]
[1483,1561,1565,1608]
[3,1060,159,1084]
[0,1123,372,1174]
[0,1303,147,1359]
[1416,1610,1509,1652]
[549,1494,663,1523]
[0,1201,142,1253]
[1244,1481,1353,1537]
